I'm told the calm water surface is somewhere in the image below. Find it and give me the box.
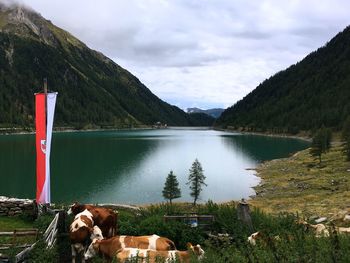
[0,128,309,204]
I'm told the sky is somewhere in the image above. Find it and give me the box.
[9,0,350,110]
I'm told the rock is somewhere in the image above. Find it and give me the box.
[309,215,319,221]
[315,217,327,223]
[3,203,16,208]
[331,179,339,185]
[344,215,350,221]
[8,211,15,216]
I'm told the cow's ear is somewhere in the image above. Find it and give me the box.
[186,242,193,249]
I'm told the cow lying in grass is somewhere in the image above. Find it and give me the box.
[68,202,118,238]
[299,220,330,237]
[84,233,177,261]
[247,231,282,246]
[114,243,205,263]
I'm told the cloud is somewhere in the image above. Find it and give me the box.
[15,0,350,109]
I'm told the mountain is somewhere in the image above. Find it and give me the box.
[216,26,350,134]
[187,107,224,118]
[0,3,207,129]
[187,112,215,126]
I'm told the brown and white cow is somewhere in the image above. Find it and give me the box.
[336,226,350,234]
[247,231,261,246]
[299,220,330,237]
[114,243,205,263]
[248,231,284,246]
[84,234,176,261]
[68,203,118,238]
[70,209,94,263]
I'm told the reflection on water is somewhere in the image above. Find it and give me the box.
[220,134,310,162]
[0,129,309,204]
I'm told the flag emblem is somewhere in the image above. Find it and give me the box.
[40,140,46,154]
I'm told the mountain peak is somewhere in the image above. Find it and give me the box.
[0,3,84,48]
[0,3,213,128]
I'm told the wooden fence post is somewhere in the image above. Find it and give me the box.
[237,199,254,232]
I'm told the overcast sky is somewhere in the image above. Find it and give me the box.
[12,0,350,110]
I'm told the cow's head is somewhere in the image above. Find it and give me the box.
[247,231,261,245]
[91,225,104,241]
[67,202,85,215]
[187,243,205,260]
[84,239,100,260]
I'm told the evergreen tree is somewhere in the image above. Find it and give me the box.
[162,171,181,205]
[187,159,207,205]
[310,127,332,163]
[342,117,350,160]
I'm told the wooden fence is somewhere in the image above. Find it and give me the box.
[0,211,63,262]
[15,211,63,262]
[43,212,60,248]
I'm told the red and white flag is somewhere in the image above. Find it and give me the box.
[35,92,57,204]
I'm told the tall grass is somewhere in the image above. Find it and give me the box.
[25,201,350,262]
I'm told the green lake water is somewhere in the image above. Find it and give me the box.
[0,128,309,204]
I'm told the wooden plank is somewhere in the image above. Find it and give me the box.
[0,244,32,250]
[164,215,214,229]
[43,213,59,239]
[164,215,214,220]
[0,230,38,237]
[0,232,13,236]
[15,241,37,263]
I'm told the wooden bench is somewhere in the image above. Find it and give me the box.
[164,214,215,229]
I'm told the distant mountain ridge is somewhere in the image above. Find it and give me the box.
[216,26,350,133]
[0,3,209,128]
[187,107,224,118]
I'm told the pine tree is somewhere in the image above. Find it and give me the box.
[187,159,207,205]
[162,171,181,205]
[310,127,332,163]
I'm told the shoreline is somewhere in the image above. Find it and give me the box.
[249,144,350,218]
[0,126,213,136]
[214,127,312,142]
[0,126,157,136]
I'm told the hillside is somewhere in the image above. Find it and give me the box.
[187,112,215,126]
[187,107,224,118]
[216,26,350,133]
[0,4,206,129]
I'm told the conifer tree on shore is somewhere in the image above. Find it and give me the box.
[187,159,207,205]
[310,127,332,163]
[162,171,181,205]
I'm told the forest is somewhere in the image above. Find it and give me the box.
[216,26,350,134]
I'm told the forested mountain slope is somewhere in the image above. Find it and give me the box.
[0,4,205,128]
[216,26,350,133]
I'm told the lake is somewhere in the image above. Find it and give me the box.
[0,128,309,204]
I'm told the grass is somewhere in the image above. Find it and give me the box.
[0,214,54,261]
[0,216,34,231]
[250,144,350,218]
[2,202,350,262]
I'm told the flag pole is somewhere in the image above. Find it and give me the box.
[43,78,48,207]
[44,78,48,115]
